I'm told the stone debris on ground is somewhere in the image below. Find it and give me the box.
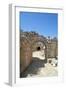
[21,50,58,78]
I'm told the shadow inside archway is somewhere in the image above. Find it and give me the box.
[20,57,45,78]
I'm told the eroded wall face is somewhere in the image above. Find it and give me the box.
[47,41,57,58]
[20,39,32,73]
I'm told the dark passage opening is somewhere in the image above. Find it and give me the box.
[37,47,40,51]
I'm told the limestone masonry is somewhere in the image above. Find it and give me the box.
[20,31,58,73]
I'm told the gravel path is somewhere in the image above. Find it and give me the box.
[20,51,58,78]
[20,58,58,78]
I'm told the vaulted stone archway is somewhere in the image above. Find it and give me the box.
[31,37,48,63]
[20,35,48,73]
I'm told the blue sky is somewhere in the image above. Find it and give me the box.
[20,12,58,38]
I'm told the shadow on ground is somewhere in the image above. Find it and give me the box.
[20,57,45,78]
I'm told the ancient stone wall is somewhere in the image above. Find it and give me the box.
[20,37,32,73]
[20,31,58,73]
[47,40,57,58]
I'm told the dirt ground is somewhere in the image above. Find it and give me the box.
[20,51,58,78]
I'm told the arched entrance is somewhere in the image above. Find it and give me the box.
[32,41,46,60]
[31,38,48,63]
[20,36,48,74]
[37,46,41,51]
